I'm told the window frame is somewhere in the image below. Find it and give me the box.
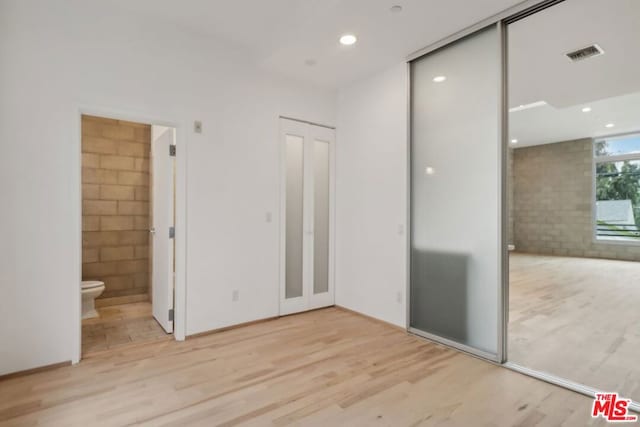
[592,132,640,245]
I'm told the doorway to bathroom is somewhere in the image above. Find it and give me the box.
[80,115,177,356]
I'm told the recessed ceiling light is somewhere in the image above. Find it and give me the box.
[432,75,446,83]
[605,123,615,128]
[425,166,435,175]
[339,34,357,45]
[582,107,592,113]
[511,139,518,144]
[390,5,403,13]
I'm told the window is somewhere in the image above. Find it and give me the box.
[594,134,640,242]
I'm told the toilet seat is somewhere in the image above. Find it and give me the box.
[81,280,104,290]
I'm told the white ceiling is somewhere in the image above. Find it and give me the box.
[106,0,524,89]
[99,0,640,146]
[509,0,640,147]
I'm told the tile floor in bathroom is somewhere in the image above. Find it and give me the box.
[82,301,171,355]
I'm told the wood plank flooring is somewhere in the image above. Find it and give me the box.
[82,302,171,355]
[509,253,640,403]
[0,307,604,426]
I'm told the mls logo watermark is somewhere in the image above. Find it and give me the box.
[592,393,638,423]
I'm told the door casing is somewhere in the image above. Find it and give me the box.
[74,106,187,364]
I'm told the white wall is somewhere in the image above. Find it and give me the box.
[335,63,408,327]
[0,0,335,375]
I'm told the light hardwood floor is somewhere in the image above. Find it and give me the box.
[1,307,605,426]
[509,253,640,404]
[82,302,171,355]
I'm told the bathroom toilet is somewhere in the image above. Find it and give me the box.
[81,280,105,319]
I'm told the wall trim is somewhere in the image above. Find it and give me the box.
[334,305,406,332]
[186,305,403,340]
[0,361,71,382]
[186,316,280,339]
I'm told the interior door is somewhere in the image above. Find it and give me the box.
[280,118,335,315]
[409,25,502,361]
[151,126,175,333]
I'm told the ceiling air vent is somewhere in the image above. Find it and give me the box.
[565,44,604,62]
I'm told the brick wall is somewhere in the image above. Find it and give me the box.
[82,115,151,299]
[512,138,640,261]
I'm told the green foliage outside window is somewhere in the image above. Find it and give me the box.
[595,141,640,228]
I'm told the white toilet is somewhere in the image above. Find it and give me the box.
[81,280,105,319]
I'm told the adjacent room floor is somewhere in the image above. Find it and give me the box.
[2,308,602,426]
[82,302,170,355]
[509,252,640,403]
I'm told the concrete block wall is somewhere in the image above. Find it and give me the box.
[81,115,151,299]
[512,138,640,261]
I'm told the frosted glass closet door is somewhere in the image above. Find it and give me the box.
[410,25,502,359]
[308,124,335,310]
[280,119,335,315]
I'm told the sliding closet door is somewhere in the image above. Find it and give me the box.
[280,119,335,315]
[409,24,503,360]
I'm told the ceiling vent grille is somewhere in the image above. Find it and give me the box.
[565,44,604,62]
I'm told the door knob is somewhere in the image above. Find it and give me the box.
[149,228,156,234]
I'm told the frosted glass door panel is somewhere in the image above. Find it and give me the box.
[285,134,304,299]
[410,25,501,357]
[313,140,330,294]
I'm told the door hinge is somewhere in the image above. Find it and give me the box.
[168,309,174,322]
[169,226,175,239]
[169,144,176,157]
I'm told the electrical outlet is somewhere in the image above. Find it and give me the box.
[232,290,239,302]
[396,291,402,304]
[194,120,202,133]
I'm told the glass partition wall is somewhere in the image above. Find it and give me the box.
[408,0,640,410]
[409,23,505,361]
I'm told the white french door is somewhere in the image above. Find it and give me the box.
[279,118,335,315]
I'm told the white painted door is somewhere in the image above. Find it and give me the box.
[279,119,335,315]
[151,126,175,333]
